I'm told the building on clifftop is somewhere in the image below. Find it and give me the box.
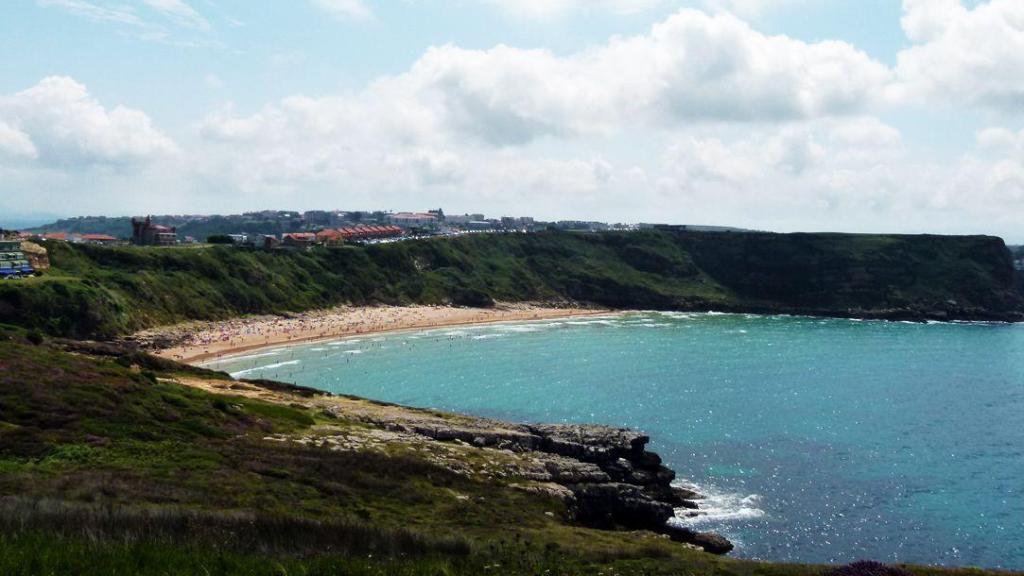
[131,216,178,246]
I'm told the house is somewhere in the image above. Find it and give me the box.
[131,216,178,246]
[446,214,486,225]
[0,240,35,278]
[81,234,118,245]
[388,212,438,229]
[348,225,403,241]
[282,232,317,249]
[466,221,493,231]
[316,229,347,246]
[262,235,280,250]
[315,226,404,244]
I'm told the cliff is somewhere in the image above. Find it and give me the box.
[1,230,1021,339]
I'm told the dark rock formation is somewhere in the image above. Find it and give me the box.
[664,525,735,554]
[570,483,675,529]
[340,406,735,555]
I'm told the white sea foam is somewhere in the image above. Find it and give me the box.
[230,360,300,378]
[670,482,766,527]
[343,350,363,355]
[494,324,544,333]
[472,334,508,340]
[564,319,616,326]
[214,350,281,363]
[654,311,696,320]
[328,339,362,347]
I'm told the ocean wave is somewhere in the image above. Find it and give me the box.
[564,319,617,326]
[328,339,361,347]
[493,324,545,333]
[213,350,281,363]
[472,334,508,340]
[229,359,300,378]
[670,482,765,527]
[647,311,695,320]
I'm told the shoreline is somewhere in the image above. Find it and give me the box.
[139,305,1023,367]
[142,305,620,365]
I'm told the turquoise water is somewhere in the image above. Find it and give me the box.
[205,313,1024,569]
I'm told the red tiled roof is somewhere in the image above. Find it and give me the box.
[82,234,117,241]
[43,232,68,240]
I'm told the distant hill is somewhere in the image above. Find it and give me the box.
[1,230,1021,339]
[28,214,313,240]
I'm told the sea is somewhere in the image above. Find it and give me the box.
[204,312,1024,570]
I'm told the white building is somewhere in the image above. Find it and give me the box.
[388,212,439,229]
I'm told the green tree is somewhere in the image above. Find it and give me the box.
[206,235,235,245]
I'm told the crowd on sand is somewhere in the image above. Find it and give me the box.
[141,304,614,364]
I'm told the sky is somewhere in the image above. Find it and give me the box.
[1,0,1023,241]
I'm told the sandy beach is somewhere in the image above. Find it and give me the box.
[144,304,617,365]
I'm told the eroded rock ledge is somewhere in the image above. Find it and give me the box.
[169,373,734,555]
[297,385,733,554]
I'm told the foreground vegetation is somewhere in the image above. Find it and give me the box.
[0,328,1011,575]
[2,230,1021,339]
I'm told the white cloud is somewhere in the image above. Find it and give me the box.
[0,76,177,165]
[142,0,210,31]
[0,122,39,160]
[654,117,1024,235]
[36,0,220,46]
[663,118,900,189]
[703,0,799,18]
[363,10,888,146]
[36,0,145,27]
[894,0,1024,111]
[311,0,372,21]
[185,8,898,223]
[976,127,1024,155]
